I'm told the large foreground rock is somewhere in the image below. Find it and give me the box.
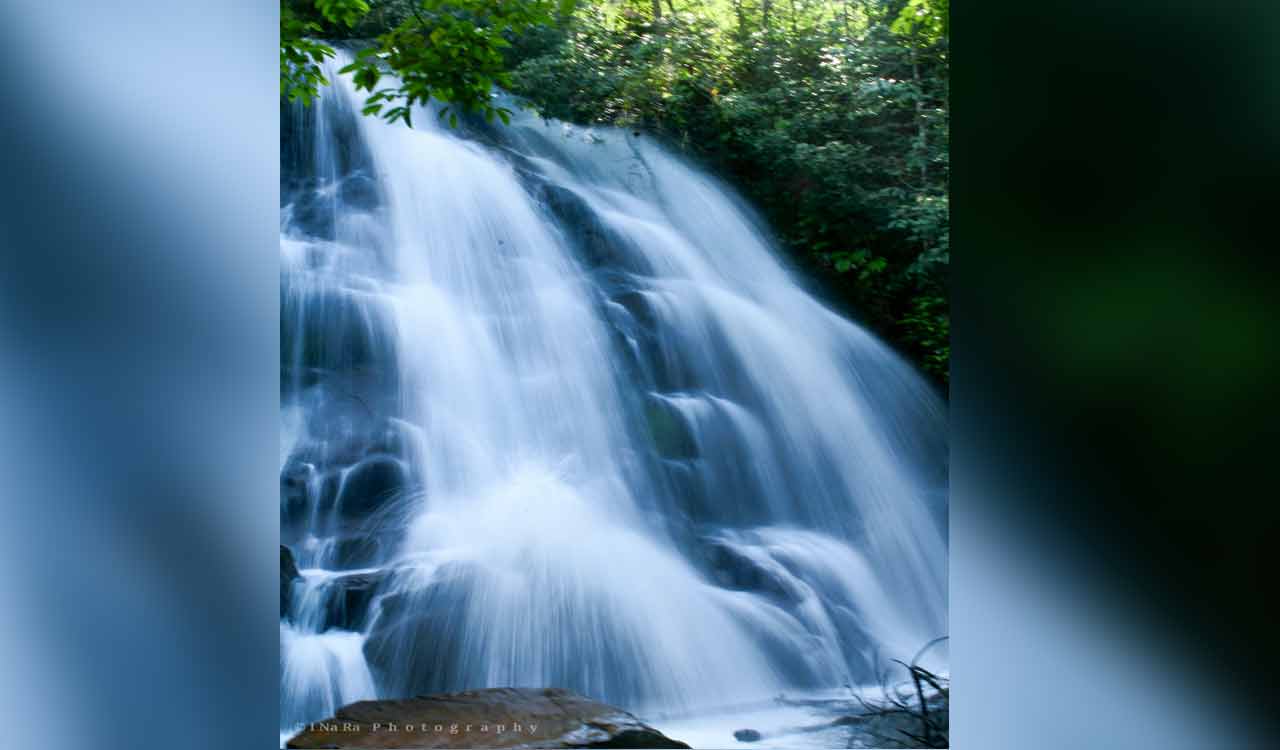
[285,688,689,749]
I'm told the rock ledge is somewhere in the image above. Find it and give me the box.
[286,687,690,749]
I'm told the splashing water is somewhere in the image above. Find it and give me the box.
[280,52,947,736]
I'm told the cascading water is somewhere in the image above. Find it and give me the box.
[280,52,947,740]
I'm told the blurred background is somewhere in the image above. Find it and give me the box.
[2,1,1277,748]
[0,2,279,748]
[954,0,1280,746]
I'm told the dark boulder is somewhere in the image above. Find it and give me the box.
[604,290,698,393]
[329,530,400,570]
[338,171,381,210]
[285,687,689,749]
[362,562,485,697]
[318,569,388,631]
[281,545,302,618]
[280,461,314,528]
[283,186,338,240]
[699,539,796,602]
[281,466,344,531]
[280,284,398,375]
[539,184,650,274]
[337,455,410,519]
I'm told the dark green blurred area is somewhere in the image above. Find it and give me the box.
[956,0,1280,717]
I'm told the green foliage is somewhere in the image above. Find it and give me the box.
[280,5,335,105]
[509,1,950,382]
[317,0,372,26]
[339,0,566,126]
[282,0,567,127]
[891,0,949,45]
[281,0,372,104]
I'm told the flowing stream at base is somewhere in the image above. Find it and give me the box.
[280,53,947,743]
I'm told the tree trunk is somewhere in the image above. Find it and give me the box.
[652,0,662,21]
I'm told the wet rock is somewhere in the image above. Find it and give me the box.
[321,569,388,631]
[539,184,649,274]
[655,456,712,525]
[733,728,762,742]
[285,687,689,749]
[605,291,698,393]
[280,461,314,527]
[698,539,799,603]
[280,284,398,374]
[362,562,485,696]
[611,290,658,333]
[281,545,302,617]
[644,396,699,460]
[337,455,409,518]
[283,187,338,239]
[339,171,381,210]
[285,409,409,470]
[329,530,400,570]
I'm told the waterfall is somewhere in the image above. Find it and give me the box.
[280,53,947,736]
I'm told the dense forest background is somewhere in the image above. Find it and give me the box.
[283,0,949,384]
